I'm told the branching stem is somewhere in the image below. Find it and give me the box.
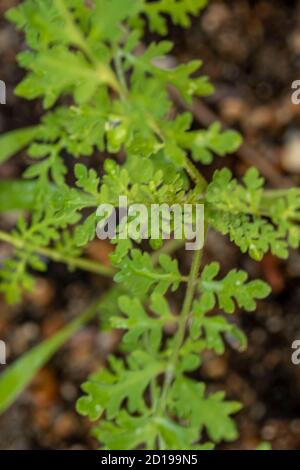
[0,231,187,278]
[0,230,115,277]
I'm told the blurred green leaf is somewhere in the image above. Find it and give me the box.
[0,299,100,414]
[0,127,39,164]
[256,442,272,450]
[0,180,39,212]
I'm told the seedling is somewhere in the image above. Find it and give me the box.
[0,0,299,450]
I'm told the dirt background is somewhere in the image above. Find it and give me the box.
[1,0,300,450]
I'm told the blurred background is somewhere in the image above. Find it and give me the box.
[1,0,300,450]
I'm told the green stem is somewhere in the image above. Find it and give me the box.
[185,158,208,190]
[114,50,128,97]
[155,246,204,418]
[0,230,186,278]
[0,230,115,277]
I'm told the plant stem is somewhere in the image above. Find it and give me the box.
[0,230,187,278]
[155,246,204,418]
[185,158,208,190]
[0,230,115,277]
[114,50,128,97]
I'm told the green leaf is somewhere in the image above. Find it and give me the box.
[267,188,300,250]
[6,0,69,49]
[206,168,291,260]
[15,46,104,108]
[170,377,242,443]
[112,294,174,350]
[191,122,242,164]
[128,42,213,103]
[198,262,271,313]
[256,442,272,450]
[77,350,164,420]
[74,213,97,247]
[94,410,213,450]
[75,163,100,196]
[93,411,157,450]
[114,250,181,296]
[90,0,142,42]
[0,300,99,414]
[206,167,264,216]
[0,127,39,164]
[191,313,247,354]
[140,0,208,35]
[0,180,38,212]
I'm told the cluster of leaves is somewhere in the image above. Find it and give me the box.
[206,168,300,260]
[0,0,299,450]
[4,0,241,184]
[77,260,270,449]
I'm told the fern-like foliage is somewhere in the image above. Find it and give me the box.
[77,255,271,448]
[206,168,300,260]
[0,0,299,451]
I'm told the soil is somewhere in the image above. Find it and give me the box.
[1,0,300,450]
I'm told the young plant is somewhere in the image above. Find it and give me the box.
[0,0,299,450]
